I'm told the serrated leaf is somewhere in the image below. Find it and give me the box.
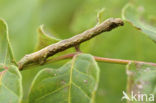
[0,19,15,64]
[36,25,61,50]
[0,64,23,103]
[126,63,156,102]
[122,4,156,42]
[29,54,100,103]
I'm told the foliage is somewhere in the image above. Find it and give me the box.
[0,0,156,103]
[126,63,156,103]
[122,3,156,42]
[0,18,22,103]
[0,65,22,103]
[0,19,15,64]
[29,54,99,103]
[36,25,61,50]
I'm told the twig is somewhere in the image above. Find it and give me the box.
[46,53,156,66]
[94,56,156,66]
[74,45,81,52]
[58,53,156,67]
[18,18,124,69]
[21,53,156,70]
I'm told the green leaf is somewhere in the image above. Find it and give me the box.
[70,1,129,103]
[96,8,105,25]
[126,63,156,102]
[0,1,84,102]
[122,4,156,42]
[29,54,100,103]
[0,64,23,103]
[0,0,84,59]
[36,25,61,50]
[0,19,15,64]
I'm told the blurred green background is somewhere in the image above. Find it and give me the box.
[0,0,156,103]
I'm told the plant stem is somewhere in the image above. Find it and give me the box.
[126,62,133,103]
[46,53,156,67]
[18,18,124,69]
[20,53,156,70]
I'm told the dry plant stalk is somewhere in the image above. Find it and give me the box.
[18,18,124,69]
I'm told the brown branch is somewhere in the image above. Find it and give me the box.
[19,53,156,70]
[94,56,156,66]
[47,53,156,67]
[18,18,124,70]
